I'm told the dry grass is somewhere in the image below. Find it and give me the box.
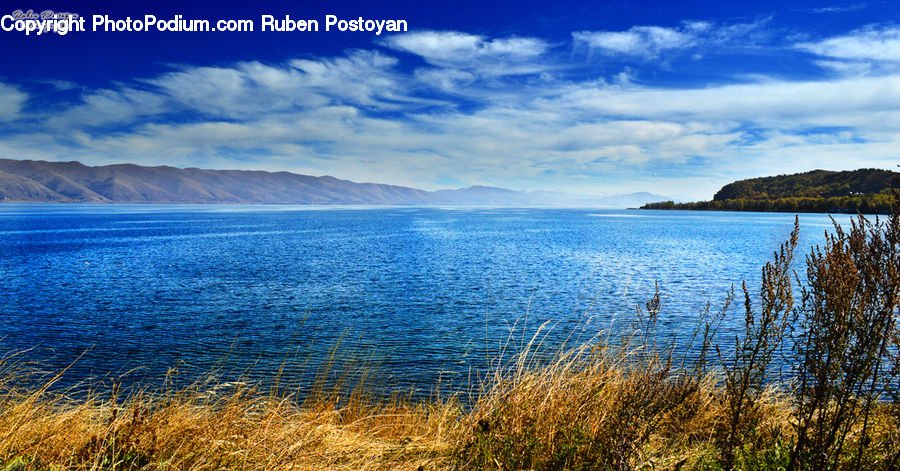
[0,328,773,471]
[1,326,897,470]
[449,319,789,471]
[3,284,898,471]
[0,351,460,471]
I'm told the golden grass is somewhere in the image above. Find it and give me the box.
[0,376,459,470]
[0,331,894,471]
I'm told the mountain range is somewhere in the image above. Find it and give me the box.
[0,159,667,208]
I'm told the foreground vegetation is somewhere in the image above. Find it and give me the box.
[3,208,900,470]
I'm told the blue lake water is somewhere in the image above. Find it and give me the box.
[0,204,857,397]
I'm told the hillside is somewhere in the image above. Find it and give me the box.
[0,159,434,205]
[642,168,900,213]
[0,159,667,207]
[713,168,899,200]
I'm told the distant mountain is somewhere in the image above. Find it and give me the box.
[642,168,900,214]
[431,185,534,205]
[0,159,436,204]
[0,159,668,207]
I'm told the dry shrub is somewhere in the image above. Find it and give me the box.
[452,303,734,471]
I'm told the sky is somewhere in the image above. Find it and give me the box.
[1,0,899,200]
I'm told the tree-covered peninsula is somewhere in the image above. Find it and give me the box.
[642,169,900,213]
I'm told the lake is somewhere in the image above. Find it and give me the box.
[0,204,857,397]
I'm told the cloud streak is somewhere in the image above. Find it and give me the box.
[572,18,771,60]
[797,27,900,63]
[382,31,548,67]
[0,82,27,121]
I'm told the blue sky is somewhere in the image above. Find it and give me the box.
[1,0,899,200]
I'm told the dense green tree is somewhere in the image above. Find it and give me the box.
[642,169,900,214]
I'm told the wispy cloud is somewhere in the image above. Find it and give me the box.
[797,26,900,62]
[44,88,168,130]
[0,82,27,121]
[146,50,415,118]
[382,31,548,65]
[572,18,771,60]
[797,4,866,14]
[30,79,82,91]
[556,76,900,124]
[572,26,696,59]
[380,30,554,85]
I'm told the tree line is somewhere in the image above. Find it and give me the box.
[643,193,896,214]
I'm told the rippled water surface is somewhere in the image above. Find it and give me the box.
[0,204,856,395]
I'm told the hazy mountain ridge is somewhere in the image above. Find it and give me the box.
[0,159,667,207]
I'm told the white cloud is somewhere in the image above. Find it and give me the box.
[414,68,476,92]
[383,31,548,66]
[32,79,81,91]
[815,60,873,76]
[800,4,867,14]
[45,88,168,129]
[556,75,900,126]
[573,26,695,58]
[145,50,410,118]
[0,82,27,120]
[34,50,440,133]
[797,27,900,62]
[573,18,770,59]
[379,31,556,94]
[380,30,553,85]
